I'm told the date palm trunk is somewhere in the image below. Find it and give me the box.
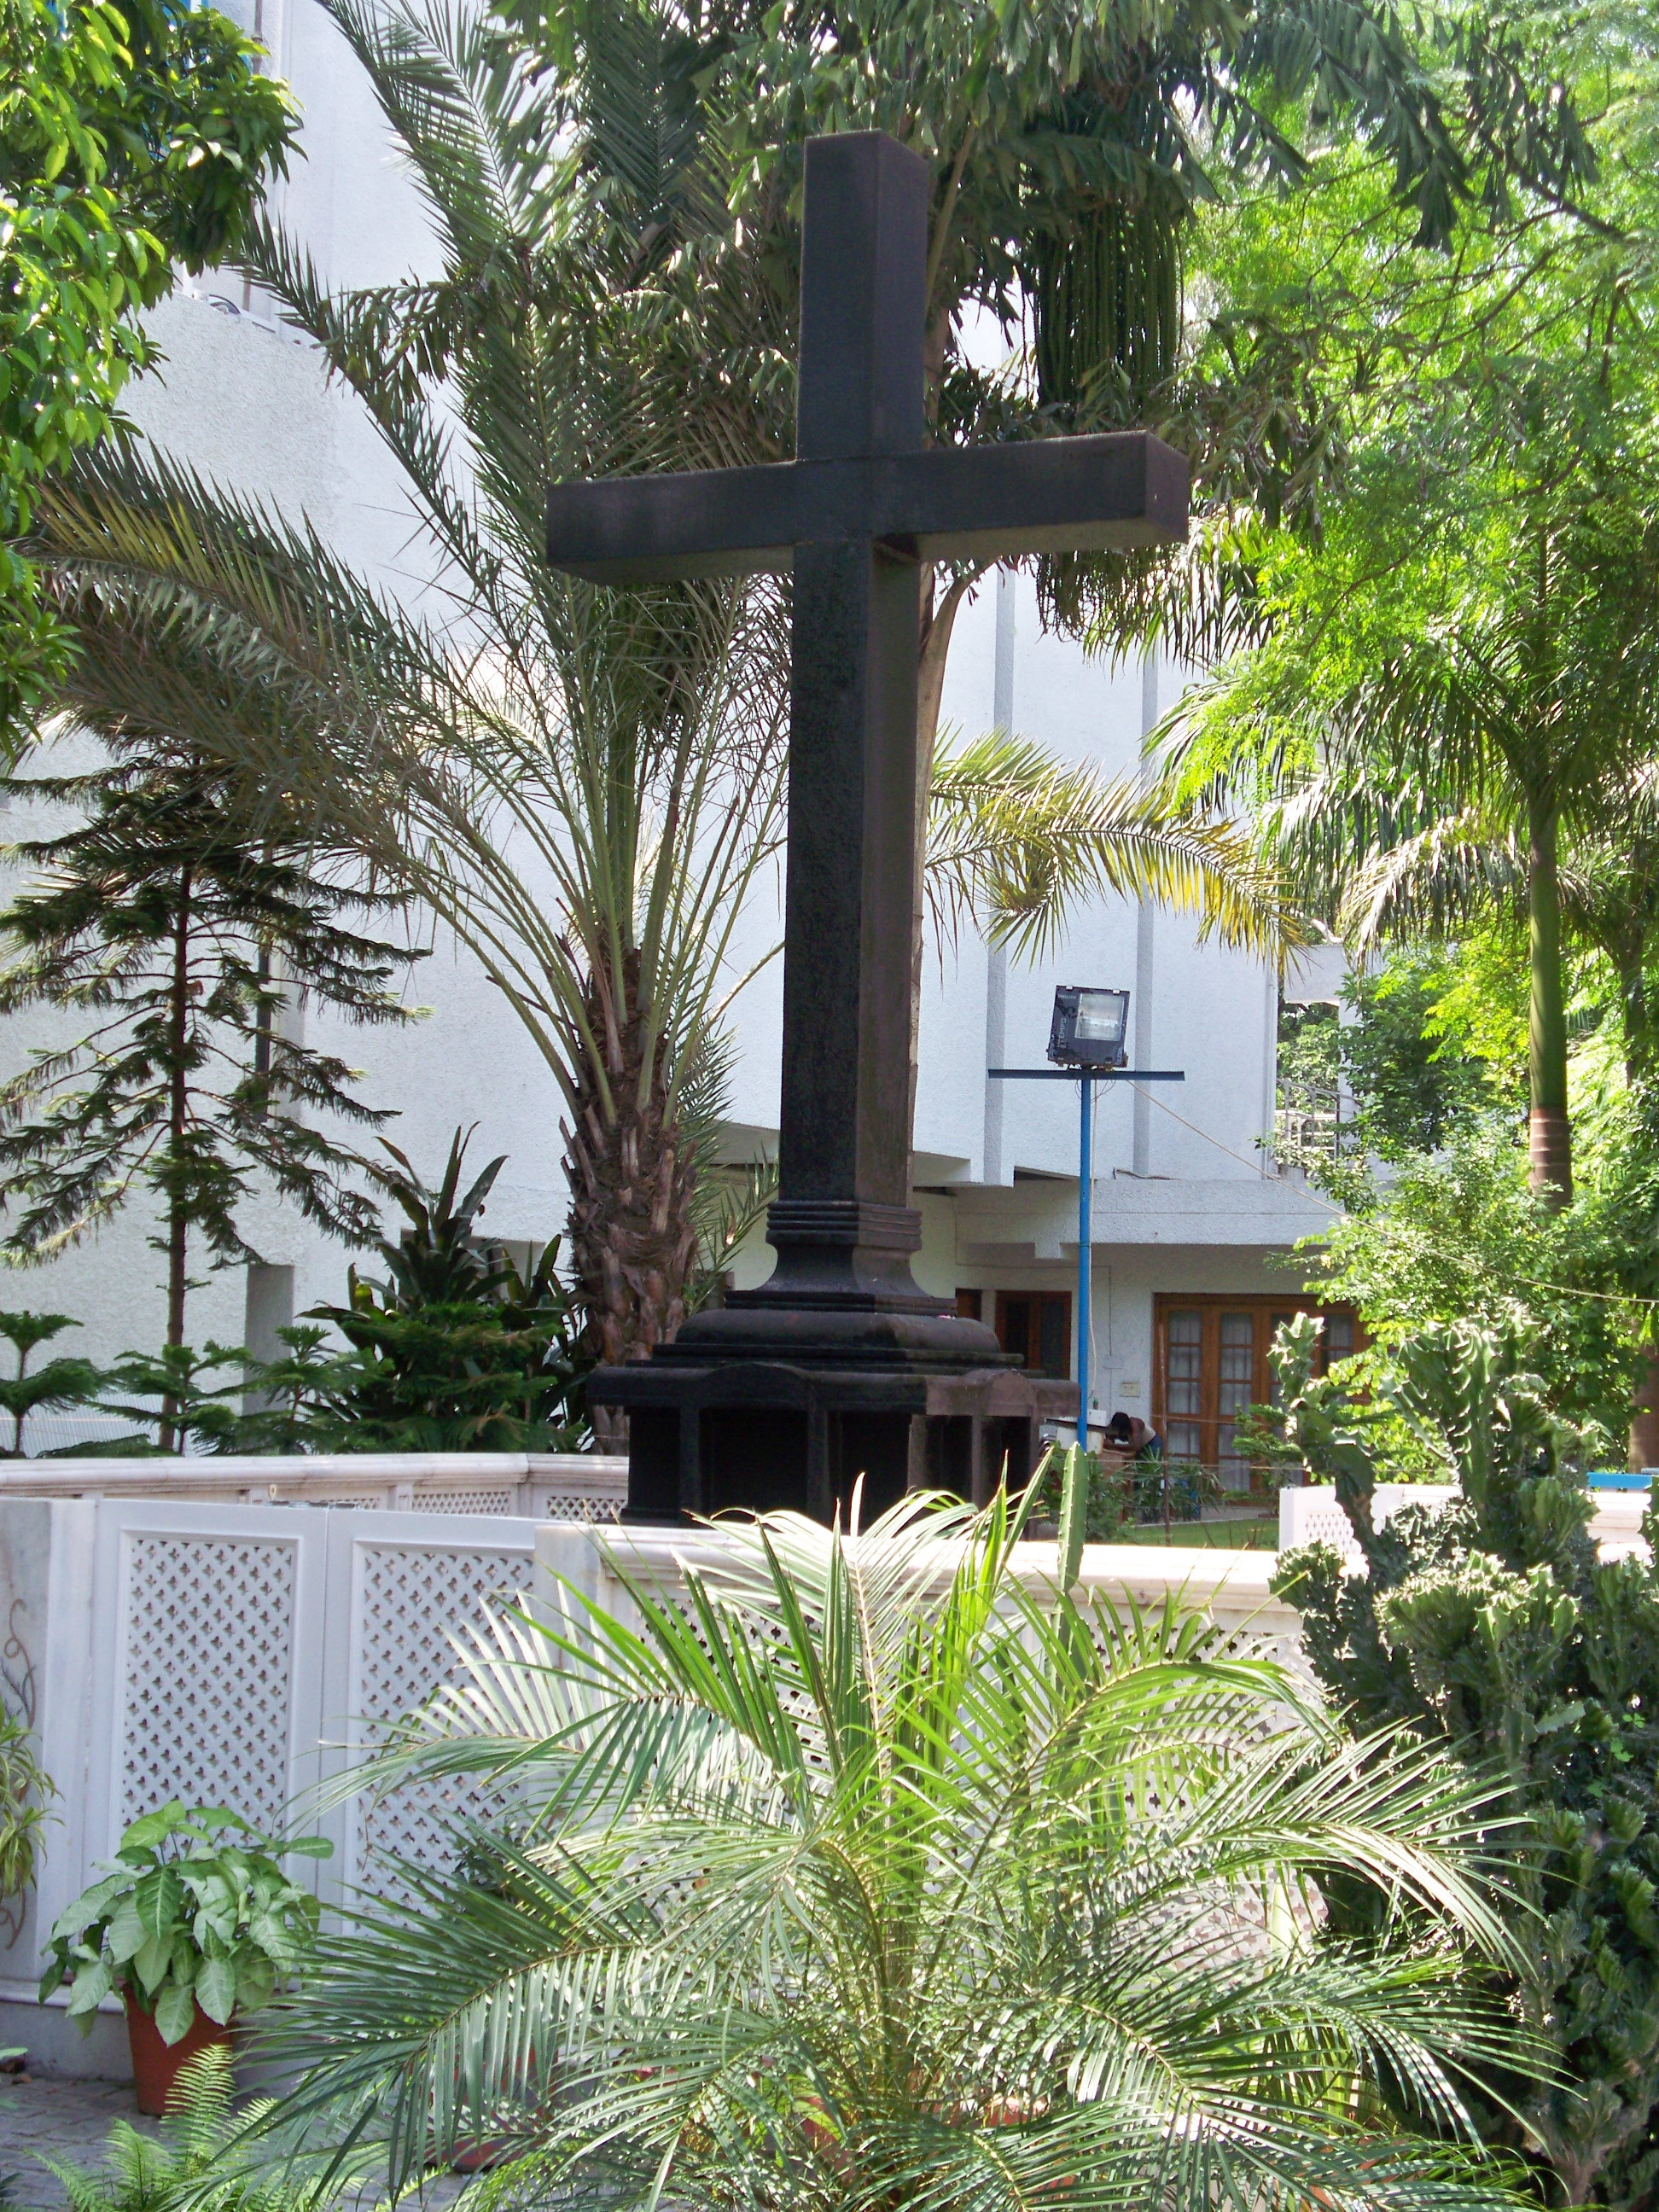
[905,567,982,1172]
[562,951,698,1446]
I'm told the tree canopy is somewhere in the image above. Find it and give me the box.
[0,0,296,736]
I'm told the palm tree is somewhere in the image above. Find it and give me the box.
[33,449,1290,1397]
[490,0,1593,1119]
[23,0,1301,1406]
[262,1488,1530,2212]
[1161,504,1659,1205]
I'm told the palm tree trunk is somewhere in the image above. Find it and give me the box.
[563,950,698,1447]
[1526,801,1572,1207]
[1615,922,1652,1091]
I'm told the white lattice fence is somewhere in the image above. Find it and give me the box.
[118,1532,299,1836]
[345,1531,534,1893]
[1277,1485,1457,1557]
[41,1499,538,1948]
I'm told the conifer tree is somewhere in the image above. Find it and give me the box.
[0,1311,98,1456]
[0,737,422,1447]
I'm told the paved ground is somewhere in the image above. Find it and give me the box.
[0,2074,160,2208]
[0,2075,473,2210]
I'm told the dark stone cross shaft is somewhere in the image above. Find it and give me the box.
[545,130,1188,1522]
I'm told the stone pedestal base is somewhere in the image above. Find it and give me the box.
[590,1198,1075,1524]
[591,1348,1074,1525]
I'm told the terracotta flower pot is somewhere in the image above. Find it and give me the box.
[125,1997,235,2116]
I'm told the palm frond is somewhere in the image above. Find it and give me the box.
[253,1493,1538,2212]
[927,727,1313,963]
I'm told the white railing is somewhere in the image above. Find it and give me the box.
[537,1523,1309,1673]
[1279,1483,1650,1561]
[1,1495,1324,2077]
[14,1476,1646,2079]
[0,1450,627,1522]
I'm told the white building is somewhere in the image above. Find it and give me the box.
[2,0,1350,1487]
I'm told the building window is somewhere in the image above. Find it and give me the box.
[1153,1295,1361,1491]
[958,1290,1073,1379]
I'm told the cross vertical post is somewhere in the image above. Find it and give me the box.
[777,135,928,1236]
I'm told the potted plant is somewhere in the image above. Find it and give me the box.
[39,1801,329,2113]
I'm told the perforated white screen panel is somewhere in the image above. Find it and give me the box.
[119,1533,296,1833]
[352,1543,530,1887]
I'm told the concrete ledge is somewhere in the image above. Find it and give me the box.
[0,1452,627,1497]
[0,1986,130,2082]
[534,1522,1304,1646]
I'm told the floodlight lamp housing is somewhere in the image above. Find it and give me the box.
[1048,986,1130,1069]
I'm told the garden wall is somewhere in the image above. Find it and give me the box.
[0,1456,626,2076]
[1278,1482,1650,1559]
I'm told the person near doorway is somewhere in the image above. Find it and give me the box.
[1104,1411,1163,1462]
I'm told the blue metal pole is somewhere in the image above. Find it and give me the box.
[1076,1074,1093,1448]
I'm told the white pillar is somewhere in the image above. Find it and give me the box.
[981,568,1016,1185]
[1132,649,1158,1176]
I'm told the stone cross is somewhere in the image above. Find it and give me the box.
[546,131,1189,1522]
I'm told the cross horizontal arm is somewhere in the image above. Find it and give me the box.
[545,433,1189,582]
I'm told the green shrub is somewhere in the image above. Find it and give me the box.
[42,2046,387,2212]
[0,1710,49,1902]
[0,1313,98,1457]
[61,1131,595,1456]
[295,1130,591,1451]
[42,1803,328,2044]
[1264,1314,1659,2209]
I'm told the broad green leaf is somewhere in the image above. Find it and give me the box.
[152,1981,196,2046]
[192,1902,236,1950]
[48,1871,127,1941]
[103,1898,146,1965]
[65,1958,111,2015]
[182,1870,238,1943]
[195,1956,236,2025]
[189,1807,251,1834]
[131,1934,171,1995]
[131,1865,183,1942]
[1057,1444,1087,1591]
[247,1909,296,1964]
[117,1802,187,1853]
[234,1953,275,2014]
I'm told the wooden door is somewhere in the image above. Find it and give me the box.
[1152,1295,1359,1489]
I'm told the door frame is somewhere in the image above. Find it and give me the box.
[1151,1293,1360,1479]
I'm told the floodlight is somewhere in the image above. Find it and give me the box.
[1047,986,1130,1070]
